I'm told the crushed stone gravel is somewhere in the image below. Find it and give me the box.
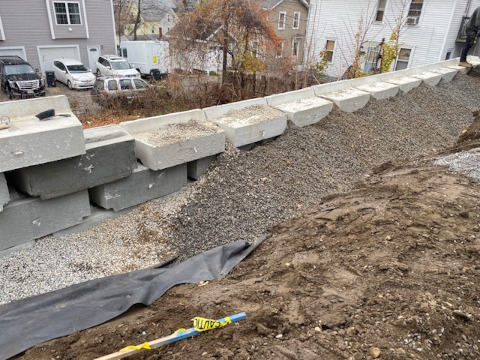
[0,76,479,305]
[434,147,480,181]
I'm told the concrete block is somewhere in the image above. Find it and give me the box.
[89,163,187,212]
[212,105,288,148]
[0,190,90,251]
[0,173,8,212]
[446,65,470,74]
[10,125,137,199]
[0,95,86,173]
[266,88,334,127]
[412,71,444,86]
[203,98,268,121]
[311,79,353,94]
[316,88,371,113]
[380,74,422,93]
[432,67,458,82]
[467,55,480,66]
[187,156,215,180]
[352,81,399,100]
[121,110,225,171]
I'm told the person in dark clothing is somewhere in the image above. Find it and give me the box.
[460,6,480,67]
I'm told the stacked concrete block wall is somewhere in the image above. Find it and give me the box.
[0,57,474,252]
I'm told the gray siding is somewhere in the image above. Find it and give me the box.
[0,0,115,71]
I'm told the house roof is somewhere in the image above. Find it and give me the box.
[251,0,309,10]
[132,0,177,21]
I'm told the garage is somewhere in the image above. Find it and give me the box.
[37,45,80,72]
[0,46,27,60]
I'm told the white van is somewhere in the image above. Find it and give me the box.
[119,40,169,80]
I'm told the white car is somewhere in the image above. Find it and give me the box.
[52,58,96,89]
[95,55,139,77]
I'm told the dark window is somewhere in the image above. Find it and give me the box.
[133,78,148,88]
[375,0,387,22]
[54,2,81,25]
[119,79,133,89]
[107,80,118,90]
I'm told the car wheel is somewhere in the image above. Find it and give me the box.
[67,80,73,90]
[6,86,13,99]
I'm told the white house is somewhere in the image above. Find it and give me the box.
[306,0,480,78]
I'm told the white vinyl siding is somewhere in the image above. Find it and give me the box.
[306,0,470,77]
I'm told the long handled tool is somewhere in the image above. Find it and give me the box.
[94,312,246,360]
[35,109,72,121]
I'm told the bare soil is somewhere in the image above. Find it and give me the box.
[14,115,480,359]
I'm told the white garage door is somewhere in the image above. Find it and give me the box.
[0,47,26,60]
[37,46,80,72]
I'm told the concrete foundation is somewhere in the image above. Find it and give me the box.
[89,163,187,212]
[0,173,8,212]
[380,75,423,93]
[0,96,86,173]
[10,125,137,199]
[266,88,334,127]
[121,110,225,171]
[187,156,215,180]
[0,189,90,251]
[413,71,444,86]
[447,65,470,74]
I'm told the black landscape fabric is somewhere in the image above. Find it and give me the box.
[0,239,263,360]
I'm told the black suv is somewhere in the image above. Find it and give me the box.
[0,56,46,99]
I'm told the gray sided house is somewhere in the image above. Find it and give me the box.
[0,0,116,73]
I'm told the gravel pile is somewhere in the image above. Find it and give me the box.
[434,148,480,181]
[436,70,480,111]
[0,76,478,305]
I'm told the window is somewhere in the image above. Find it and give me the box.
[278,12,286,30]
[395,47,412,70]
[293,12,300,29]
[375,0,387,22]
[325,40,335,62]
[292,39,300,57]
[363,42,381,73]
[407,0,423,25]
[54,2,81,25]
[151,26,155,34]
[276,42,284,58]
[107,80,118,91]
[120,79,133,90]
[133,78,148,89]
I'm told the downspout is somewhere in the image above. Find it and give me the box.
[438,0,457,62]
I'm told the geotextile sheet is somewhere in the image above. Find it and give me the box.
[0,239,263,360]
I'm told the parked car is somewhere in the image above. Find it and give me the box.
[91,76,149,104]
[95,55,139,77]
[0,55,45,99]
[52,58,96,90]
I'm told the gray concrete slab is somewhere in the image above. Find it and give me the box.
[431,67,458,82]
[9,125,137,200]
[121,110,225,171]
[446,65,470,74]
[0,189,90,251]
[0,173,8,212]
[187,156,215,180]
[0,95,86,173]
[316,88,371,113]
[412,71,444,86]
[353,81,399,100]
[380,75,422,94]
[89,163,187,212]
[203,98,268,121]
[212,105,288,148]
[266,88,334,127]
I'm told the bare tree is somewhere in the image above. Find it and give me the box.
[129,0,172,40]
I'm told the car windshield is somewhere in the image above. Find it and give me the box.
[4,64,36,75]
[111,60,131,70]
[67,64,88,73]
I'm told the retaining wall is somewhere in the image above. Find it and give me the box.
[0,57,475,252]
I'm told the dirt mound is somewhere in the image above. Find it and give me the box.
[15,117,480,360]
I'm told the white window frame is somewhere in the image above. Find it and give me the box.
[395,46,414,70]
[325,39,336,64]
[0,17,5,40]
[293,12,300,29]
[276,42,284,58]
[53,1,82,26]
[292,38,300,57]
[375,0,387,23]
[406,0,423,26]
[278,11,286,30]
